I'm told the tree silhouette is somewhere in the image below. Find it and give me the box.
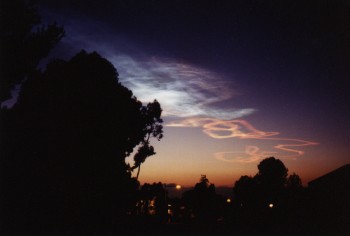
[138,182,167,220]
[182,175,221,222]
[286,172,302,190]
[196,175,210,188]
[233,158,305,234]
[132,101,163,180]
[0,51,163,233]
[256,157,288,193]
[233,175,257,208]
[0,0,64,103]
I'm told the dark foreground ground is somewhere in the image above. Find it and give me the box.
[4,220,343,236]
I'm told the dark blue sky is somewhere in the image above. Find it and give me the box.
[37,0,350,185]
[40,1,349,100]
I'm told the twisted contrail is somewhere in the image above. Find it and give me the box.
[167,118,318,163]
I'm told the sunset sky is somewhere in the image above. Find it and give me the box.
[37,0,350,187]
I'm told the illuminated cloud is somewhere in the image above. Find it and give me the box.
[48,16,317,164]
[57,21,255,120]
[167,118,318,162]
[108,55,255,119]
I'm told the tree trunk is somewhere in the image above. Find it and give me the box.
[136,165,141,180]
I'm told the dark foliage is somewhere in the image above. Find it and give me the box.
[0,51,163,234]
[182,175,223,222]
[233,175,257,208]
[256,157,288,190]
[231,157,345,235]
[137,182,167,221]
[234,157,289,209]
[132,101,163,179]
[286,172,302,190]
[0,0,64,103]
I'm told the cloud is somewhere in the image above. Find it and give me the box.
[167,118,318,162]
[52,16,255,120]
[215,146,276,163]
[109,55,255,119]
[43,14,318,164]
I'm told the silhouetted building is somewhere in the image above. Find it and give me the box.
[308,164,350,190]
[307,164,350,233]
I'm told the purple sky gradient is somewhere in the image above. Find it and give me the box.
[30,0,350,186]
